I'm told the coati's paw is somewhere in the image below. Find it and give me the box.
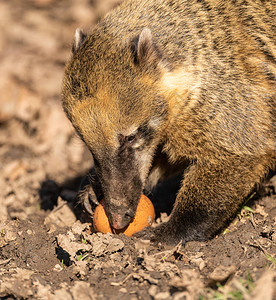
[133,226,156,241]
[77,184,99,215]
[134,222,183,245]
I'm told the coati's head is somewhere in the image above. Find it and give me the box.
[62,26,169,229]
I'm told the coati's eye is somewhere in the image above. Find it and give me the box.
[126,133,138,144]
[119,132,138,148]
[118,130,141,151]
[119,124,153,152]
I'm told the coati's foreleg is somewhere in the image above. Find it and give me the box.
[136,154,273,244]
[77,168,103,215]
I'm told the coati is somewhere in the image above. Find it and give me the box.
[62,0,276,244]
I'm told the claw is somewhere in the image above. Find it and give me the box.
[83,196,94,215]
[77,184,99,215]
[89,191,99,206]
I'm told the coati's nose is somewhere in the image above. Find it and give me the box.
[111,213,125,229]
[109,209,135,230]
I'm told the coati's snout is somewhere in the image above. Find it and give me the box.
[94,152,145,230]
[95,153,147,229]
[103,201,136,229]
[93,151,149,229]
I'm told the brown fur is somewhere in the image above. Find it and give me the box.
[62,0,276,244]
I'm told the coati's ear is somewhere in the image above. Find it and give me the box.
[72,28,87,53]
[131,28,161,66]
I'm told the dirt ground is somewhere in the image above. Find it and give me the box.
[0,1,275,299]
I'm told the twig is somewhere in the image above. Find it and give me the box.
[110,273,134,286]
[249,214,256,229]
[152,240,183,259]
[0,258,11,266]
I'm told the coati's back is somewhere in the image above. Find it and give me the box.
[62,0,275,243]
